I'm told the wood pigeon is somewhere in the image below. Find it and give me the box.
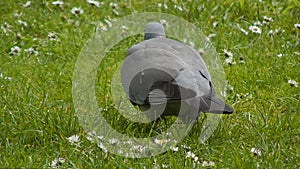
[121,22,233,122]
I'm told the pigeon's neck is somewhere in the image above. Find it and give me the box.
[144,33,165,40]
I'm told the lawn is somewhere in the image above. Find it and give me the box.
[0,0,299,168]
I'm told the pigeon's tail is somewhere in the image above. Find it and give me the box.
[199,96,233,114]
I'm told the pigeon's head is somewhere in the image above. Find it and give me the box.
[144,22,166,40]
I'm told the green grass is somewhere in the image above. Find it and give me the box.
[1,0,299,168]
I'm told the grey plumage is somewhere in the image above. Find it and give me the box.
[121,22,233,122]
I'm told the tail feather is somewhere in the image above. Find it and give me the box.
[200,96,233,114]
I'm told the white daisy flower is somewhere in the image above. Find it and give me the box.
[202,161,215,167]
[186,151,199,163]
[130,145,146,154]
[294,23,300,29]
[263,16,273,23]
[249,25,262,34]
[124,140,132,145]
[162,164,168,168]
[97,22,107,31]
[108,138,118,145]
[17,20,28,27]
[224,57,233,64]
[160,19,168,27]
[9,46,21,56]
[188,41,195,48]
[170,146,178,152]
[109,2,118,8]
[174,5,183,11]
[186,151,196,158]
[208,33,216,39]
[163,4,168,9]
[165,132,172,136]
[253,21,262,26]
[154,138,170,145]
[50,157,65,168]
[268,30,274,38]
[277,53,283,58]
[66,135,79,144]
[213,21,218,28]
[48,32,57,41]
[227,84,234,91]
[87,0,102,7]
[57,157,65,163]
[121,25,128,30]
[52,0,64,6]
[25,47,38,56]
[250,147,262,156]
[13,12,21,17]
[24,47,32,53]
[239,57,245,64]
[71,7,83,15]
[223,49,233,58]
[50,159,58,168]
[293,51,300,55]
[205,33,216,42]
[86,136,93,141]
[23,1,31,8]
[4,76,12,81]
[1,22,12,34]
[16,32,23,39]
[117,149,123,154]
[1,73,12,81]
[288,79,298,87]
[181,144,191,150]
[154,138,163,145]
[194,156,199,162]
[224,57,236,65]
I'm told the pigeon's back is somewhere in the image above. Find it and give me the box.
[122,38,212,100]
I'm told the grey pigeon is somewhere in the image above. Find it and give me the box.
[121,22,233,122]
